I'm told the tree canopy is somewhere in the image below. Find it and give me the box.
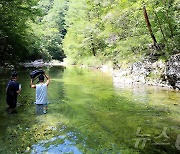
[0,0,179,65]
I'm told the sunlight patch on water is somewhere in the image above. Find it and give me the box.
[31,134,82,154]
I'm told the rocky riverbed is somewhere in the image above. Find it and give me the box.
[112,53,180,90]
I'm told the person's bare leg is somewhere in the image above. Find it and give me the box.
[43,106,47,114]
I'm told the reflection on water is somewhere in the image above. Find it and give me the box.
[32,134,82,154]
[0,66,179,154]
[114,81,180,107]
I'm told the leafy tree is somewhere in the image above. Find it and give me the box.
[63,0,179,66]
[0,0,179,65]
[31,0,67,61]
[0,0,41,64]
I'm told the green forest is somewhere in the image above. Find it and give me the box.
[0,1,180,153]
[0,0,179,66]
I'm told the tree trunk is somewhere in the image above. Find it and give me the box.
[91,42,96,56]
[143,4,158,47]
[90,36,96,56]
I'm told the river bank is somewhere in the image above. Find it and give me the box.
[78,53,180,91]
[0,59,65,72]
[19,59,66,68]
[2,53,179,91]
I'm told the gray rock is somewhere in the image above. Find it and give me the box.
[112,53,179,90]
[166,53,180,89]
[132,61,151,77]
[175,81,180,89]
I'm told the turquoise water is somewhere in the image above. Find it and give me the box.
[0,66,179,154]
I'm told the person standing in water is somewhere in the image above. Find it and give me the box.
[30,72,50,114]
[6,71,21,114]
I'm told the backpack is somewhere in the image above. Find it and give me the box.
[30,70,44,79]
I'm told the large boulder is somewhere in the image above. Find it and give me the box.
[166,53,180,89]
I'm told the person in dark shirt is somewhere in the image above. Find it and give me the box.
[6,71,21,114]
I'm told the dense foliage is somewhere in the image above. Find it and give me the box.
[30,0,67,60]
[0,0,179,65]
[0,0,40,64]
[0,0,67,64]
[63,0,180,66]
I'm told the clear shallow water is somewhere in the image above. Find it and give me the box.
[0,66,179,154]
